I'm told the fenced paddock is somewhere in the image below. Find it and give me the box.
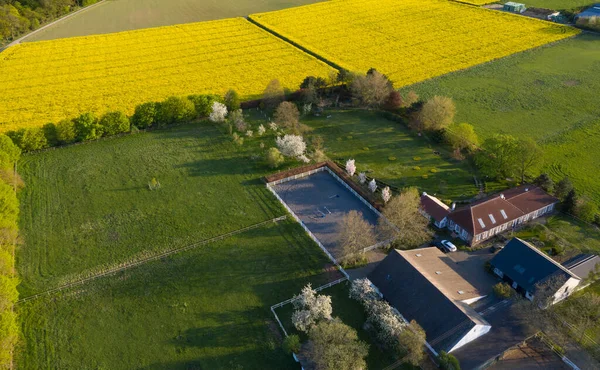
[268,167,387,261]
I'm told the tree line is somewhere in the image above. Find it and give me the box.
[0,135,21,367]
[5,93,226,152]
[0,0,99,44]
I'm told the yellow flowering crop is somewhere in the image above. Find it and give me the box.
[0,18,335,133]
[251,0,579,88]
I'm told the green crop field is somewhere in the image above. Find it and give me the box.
[17,122,288,296]
[517,0,596,10]
[17,222,335,369]
[400,34,600,204]
[22,0,325,42]
[270,109,487,202]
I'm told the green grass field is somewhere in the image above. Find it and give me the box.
[279,109,483,202]
[516,0,596,10]
[17,122,287,296]
[22,0,325,42]
[400,34,600,203]
[17,222,335,369]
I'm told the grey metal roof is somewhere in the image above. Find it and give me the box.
[490,238,578,292]
[562,254,600,280]
[368,250,485,353]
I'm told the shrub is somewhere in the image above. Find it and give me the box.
[493,282,513,298]
[155,96,196,126]
[209,102,228,123]
[388,156,396,161]
[55,119,77,144]
[430,168,438,173]
[282,334,301,354]
[362,147,369,151]
[188,94,223,117]
[439,351,461,370]
[42,123,59,147]
[224,89,241,111]
[8,127,49,152]
[422,174,428,179]
[99,111,130,136]
[0,136,20,169]
[74,112,101,141]
[266,147,285,168]
[413,156,421,161]
[131,102,156,129]
[413,166,420,171]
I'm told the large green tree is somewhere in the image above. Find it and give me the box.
[306,318,369,370]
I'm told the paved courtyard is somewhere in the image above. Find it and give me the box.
[271,170,384,260]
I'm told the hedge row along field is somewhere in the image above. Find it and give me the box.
[250,0,578,88]
[0,18,335,133]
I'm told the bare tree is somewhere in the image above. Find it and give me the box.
[417,96,456,131]
[378,187,432,248]
[339,211,376,264]
[350,70,393,108]
[274,101,301,133]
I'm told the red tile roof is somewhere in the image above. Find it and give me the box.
[420,193,451,222]
[448,186,558,236]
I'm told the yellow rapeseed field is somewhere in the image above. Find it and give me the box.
[250,0,579,88]
[0,18,335,133]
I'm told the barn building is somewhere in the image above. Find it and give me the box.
[368,248,490,354]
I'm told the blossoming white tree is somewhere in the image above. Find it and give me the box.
[209,102,228,122]
[245,130,253,137]
[382,186,392,203]
[297,154,310,163]
[346,159,356,176]
[291,284,333,332]
[349,278,378,305]
[269,121,278,131]
[369,179,377,193]
[257,124,266,136]
[358,172,367,184]
[367,300,407,347]
[276,135,306,158]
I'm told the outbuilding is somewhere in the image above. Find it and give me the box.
[503,2,527,13]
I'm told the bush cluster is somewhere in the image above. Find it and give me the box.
[0,135,21,367]
[6,94,224,152]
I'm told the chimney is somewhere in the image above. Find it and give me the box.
[451,203,456,211]
[500,193,505,199]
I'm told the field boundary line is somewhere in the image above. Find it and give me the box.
[246,16,343,72]
[2,0,107,50]
[17,215,287,304]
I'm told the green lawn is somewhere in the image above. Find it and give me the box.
[17,221,336,370]
[514,0,596,10]
[400,34,600,204]
[22,0,325,42]
[292,109,482,202]
[17,122,286,296]
[274,282,409,369]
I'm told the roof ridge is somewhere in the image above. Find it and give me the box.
[514,238,579,279]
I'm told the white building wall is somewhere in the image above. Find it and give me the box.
[552,277,581,305]
[448,324,492,353]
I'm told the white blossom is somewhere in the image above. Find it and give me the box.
[366,300,406,347]
[303,103,313,115]
[276,134,306,158]
[349,278,378,305]
[346,159,356,176]
[358,172,367,184]
[369,179,377,193]
[269,121,278,131]
[209,102,228,122]
[297,154,310,163]
[382,186,392,203]
[245,130,253,137]
[257,124,266,136]
[291,284,333,332]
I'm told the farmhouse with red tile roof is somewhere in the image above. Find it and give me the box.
[421,185,558,245]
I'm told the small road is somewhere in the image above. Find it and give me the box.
[1,0,106,51]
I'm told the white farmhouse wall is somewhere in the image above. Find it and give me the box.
[448,324,491,353]
[552,277,581,304]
